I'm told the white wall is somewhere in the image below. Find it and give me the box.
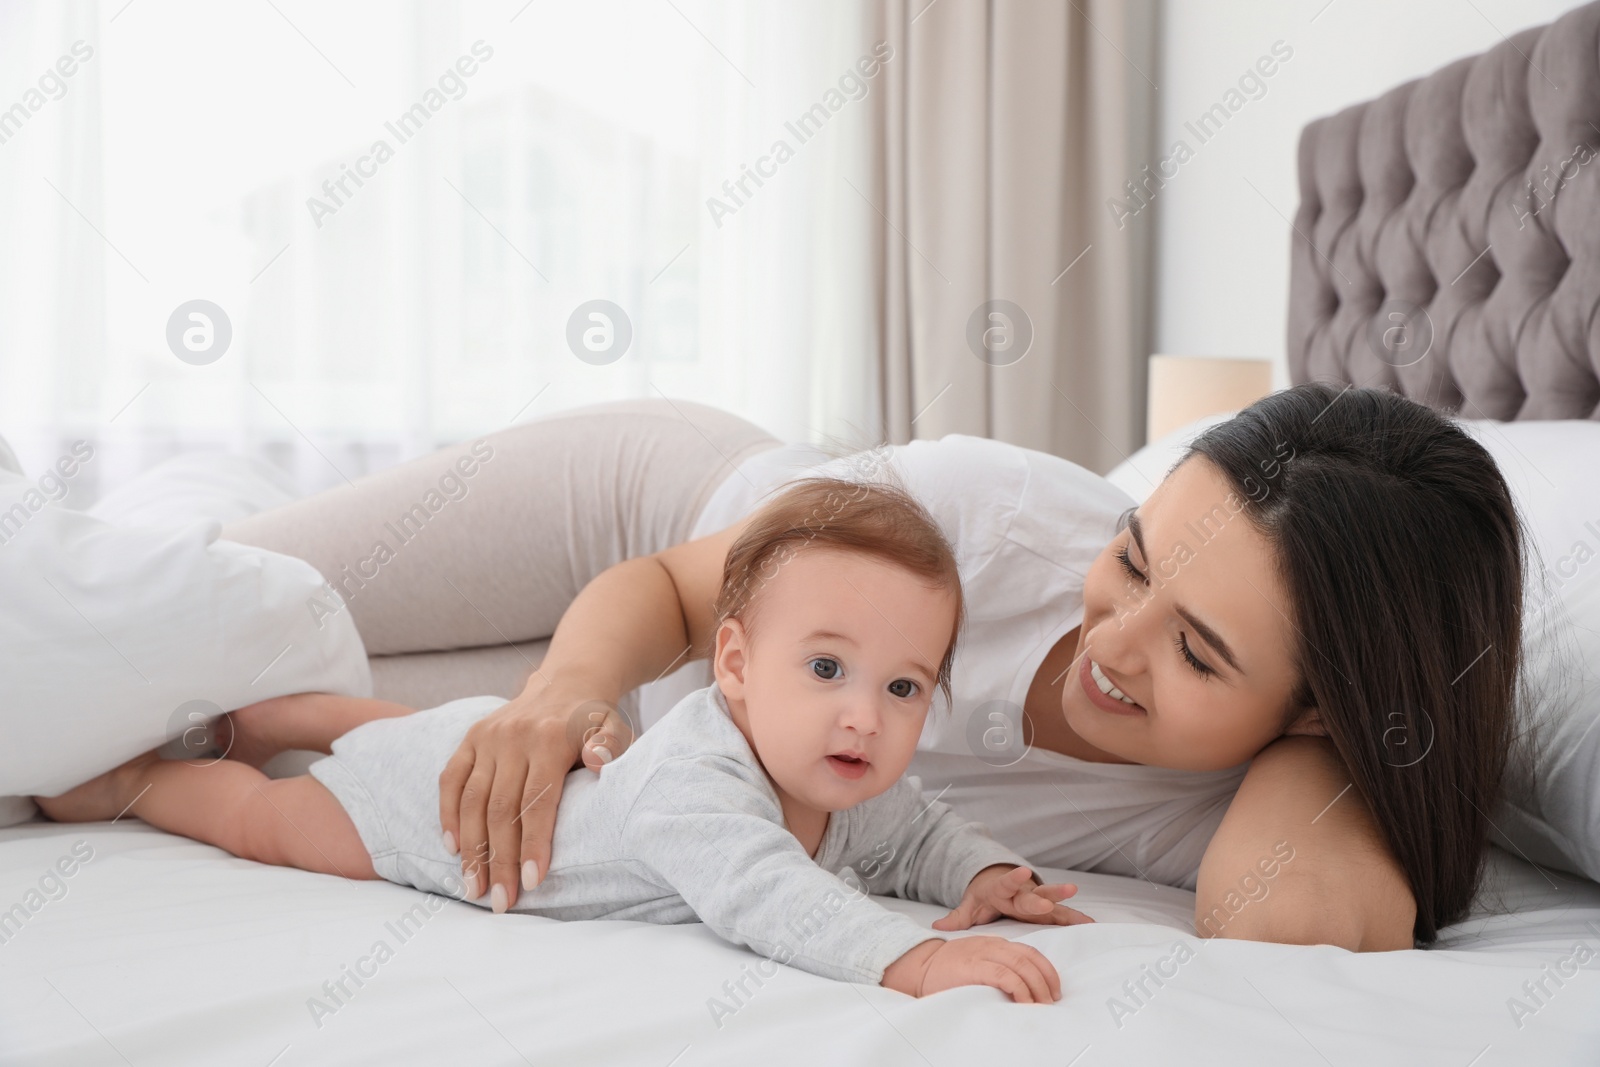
[1149,0,1583,388]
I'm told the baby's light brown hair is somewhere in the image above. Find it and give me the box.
[712,475,965,706]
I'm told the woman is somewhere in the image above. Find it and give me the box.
[222,382,1528,950]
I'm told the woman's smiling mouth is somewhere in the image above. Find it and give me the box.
[1079,655,1146,716]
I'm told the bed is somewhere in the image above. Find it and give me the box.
[2,820,1596,1064]
[6,6,1600,1064]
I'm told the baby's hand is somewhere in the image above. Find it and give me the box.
[932,864,1095,931]
[881,935,1060,1003]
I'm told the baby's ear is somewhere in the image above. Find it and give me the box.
[711,617,750,698]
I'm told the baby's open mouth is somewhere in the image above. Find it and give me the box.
[826,753,870,779]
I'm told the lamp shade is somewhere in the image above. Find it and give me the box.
[1146,355,1273,444]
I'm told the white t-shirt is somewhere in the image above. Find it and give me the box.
[633,435,1251,892]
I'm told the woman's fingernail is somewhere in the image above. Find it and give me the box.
[491,883,508,914]
[443,830,457,855]
[522,860,538,891]
[593,745,614,764]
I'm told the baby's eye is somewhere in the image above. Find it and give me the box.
[888,679,918,699]
[809,657,840,680]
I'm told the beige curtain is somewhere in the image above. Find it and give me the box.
[864,0,1158,473]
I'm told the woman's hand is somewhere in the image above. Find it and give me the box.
[881,936,1062,1003]
[931,865,1095,931]
[437,682,634,911]
[435,518,752,914]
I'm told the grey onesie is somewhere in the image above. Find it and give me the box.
[308,682,1033,984]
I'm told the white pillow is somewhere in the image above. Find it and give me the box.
[0,445,371,812]
[88,452,298,528]
[1457,419,1600,884]
[1108,410,1600,884]
[0,434,22,478]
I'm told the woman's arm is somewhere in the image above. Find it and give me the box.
[1194,736,1417,952]
[438,515,751,910]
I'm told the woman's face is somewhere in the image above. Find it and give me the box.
[1065,454,1321,771]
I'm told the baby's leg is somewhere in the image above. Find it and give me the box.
[37,752,378,881]
[221,692,418,767]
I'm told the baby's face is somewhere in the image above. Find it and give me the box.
[713,546,957,813]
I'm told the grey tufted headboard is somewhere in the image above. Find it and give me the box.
[1288,0,1600,420]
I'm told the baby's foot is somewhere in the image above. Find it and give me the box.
[35,750,160,823]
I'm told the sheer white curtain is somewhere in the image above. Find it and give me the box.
[0,0,878,501]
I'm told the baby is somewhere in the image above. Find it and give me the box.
[37,475,1091,1001]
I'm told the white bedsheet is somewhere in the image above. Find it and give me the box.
[1,819,1596,1065]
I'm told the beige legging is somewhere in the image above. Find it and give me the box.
[221,398,782,707]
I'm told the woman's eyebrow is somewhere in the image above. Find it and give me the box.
[1127,512,1244,675]
[1175,606,1243,675]
[1126,511,1150,564]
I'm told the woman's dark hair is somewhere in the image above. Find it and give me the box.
[1180,381,1531,946]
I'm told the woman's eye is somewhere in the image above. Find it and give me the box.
[1116,544,1145,583]
[809,657,840,680]
[1113,529,1213,681]
[888,679,918,699]
[1174,635,1215,678]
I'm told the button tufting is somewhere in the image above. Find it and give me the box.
[1287,1,1600,420]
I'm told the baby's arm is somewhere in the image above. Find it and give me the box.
[880,930,1061,1002]
[850,778,1093,929]
[620,755,1058,1001]
[932,863,1091,931]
